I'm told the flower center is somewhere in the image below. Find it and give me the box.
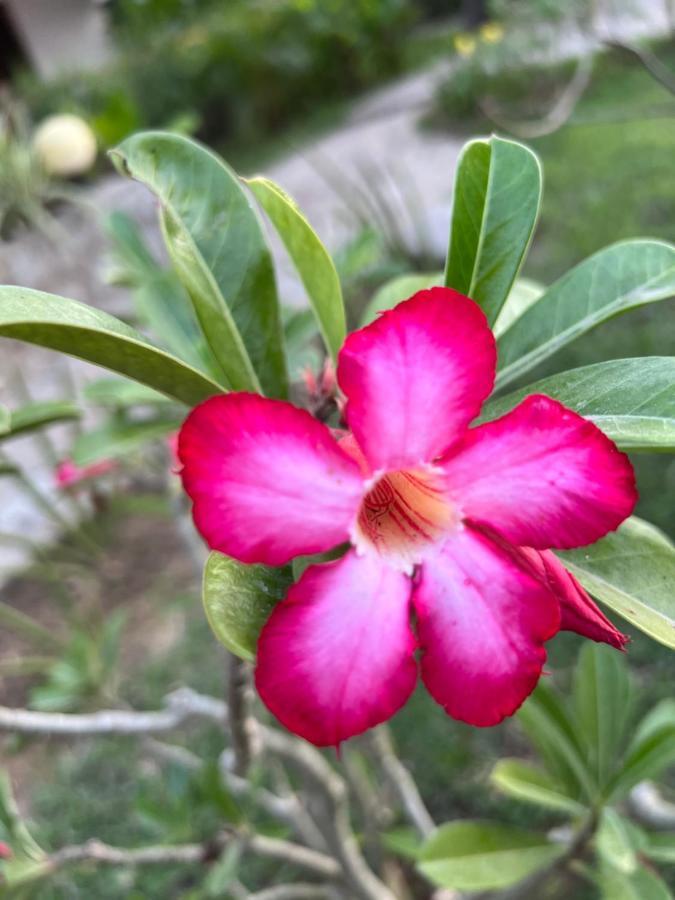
[353,467,458,571]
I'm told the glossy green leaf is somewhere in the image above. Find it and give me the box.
[0,404,9,435]
[493,277,545,337]
[482,357,675,452]
[84,377,170,408]
[282,307,320,379]
[497,240,675,388]
[247,176,345,361]
[0,401,81,442]
[490,759,585,814]
[573,644,632,790]
[608,699,675,799]
[112,132,287,397]
[596,809,639,874]
[599,861,673,900]
[518,681,596,802]
[105,211,217,375]
[73,419,178,466]
[202,552,292,661]
[360,272,441,327]
[644,833,675,865]
[559,517,675,649]
[418,821,562,890]
[0,286,223,406]
[445,136,541,326]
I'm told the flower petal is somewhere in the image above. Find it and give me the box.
[519,547,628,650]
[178,393,364,565]
[413,527,560,726]
[255,550,416,746]
[442,395,637,549]
[338,288,496,471]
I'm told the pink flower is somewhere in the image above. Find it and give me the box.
[178,288,636,746]
[166,431,180,471]
[56,457,116,489]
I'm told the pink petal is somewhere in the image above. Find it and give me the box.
[519,547,628,650]
[441,395,637,549]
[336,431,372,476]
[55,457,116,488]
[413,527,560,727]
[255,550,417,746]
[337,288,496,471]
[178,393,364,566]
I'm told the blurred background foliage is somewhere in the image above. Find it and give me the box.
[17,0,446,153]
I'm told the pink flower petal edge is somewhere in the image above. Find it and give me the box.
[442,394,637,549]
[519,547,628,650]
[338,287,497,471]
[413,527,560,727]
[255,550,417,747]
[178,393,365,566]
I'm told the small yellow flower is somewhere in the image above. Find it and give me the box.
[480,21,505,44]
[180,24,209,50]
[453,33,476,58]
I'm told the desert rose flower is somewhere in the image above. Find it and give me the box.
[178,288,636,746]
[56,457,116,490]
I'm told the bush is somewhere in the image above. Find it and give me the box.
[19,0,420,150]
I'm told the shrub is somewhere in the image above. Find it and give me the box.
[18,0,419,149]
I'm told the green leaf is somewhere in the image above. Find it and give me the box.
[573,643,632,790]
[282,307,320,379]
[73,419,178,466]
[599,861,673,900]
[112,132,287,397]
[493,277,545,337]
[644,833,675,865]
[608,699,675,799]
[497,240,675,388]
[0,404,9,435]
[202,553,292,661]
[558,517,675,649]
[481,358,675,452]
[0,401,80,441]
[518,681,597,802]
[84,377,170,408]
[445,136,541,326]
[247,176,345,362]
[490,759,585,814]
[418,821,562,891]
[0,771,44,860]
[360,272,441,327]
[381,827,422,861]
[596,809,639,874]
[0,286,223,406]
[105,211,217,375]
